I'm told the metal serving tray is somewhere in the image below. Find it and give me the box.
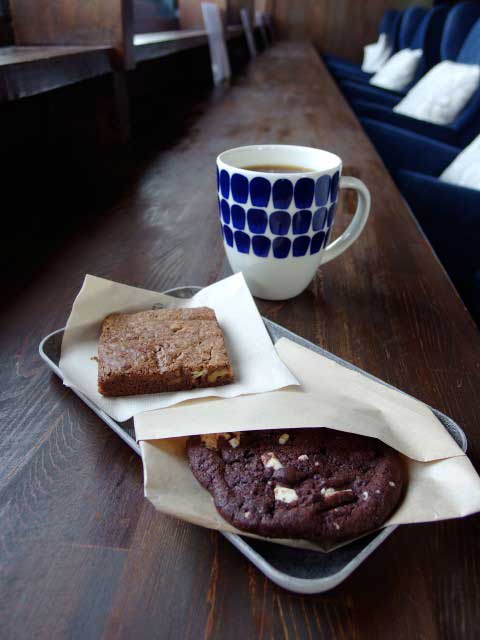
[39,286,467,594]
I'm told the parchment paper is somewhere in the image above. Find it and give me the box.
[141,440,480,551]
[136,339,464,462]
[138,339,480,550]
[59,274,299,422]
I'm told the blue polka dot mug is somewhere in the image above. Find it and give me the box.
[216,144,371,300]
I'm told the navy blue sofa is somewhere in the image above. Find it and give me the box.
[340,1,480,106]
[361,118,480,322]
[351,16,480,146]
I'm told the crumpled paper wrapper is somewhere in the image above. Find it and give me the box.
[138,339,480,551]
[59,273,299,422]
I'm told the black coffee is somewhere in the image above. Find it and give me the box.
[243,164,316,173]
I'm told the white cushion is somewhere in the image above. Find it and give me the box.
[369,48,422,91]
[394,61,480,126]
[440,133,480,190]
[362,33,393,73]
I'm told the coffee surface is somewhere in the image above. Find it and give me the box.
[242,164,316,173]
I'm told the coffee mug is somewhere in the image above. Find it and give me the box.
[216,144,371,300]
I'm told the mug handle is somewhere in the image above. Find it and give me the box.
[320,176,371,265]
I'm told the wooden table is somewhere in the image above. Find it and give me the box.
[2,42,480,639]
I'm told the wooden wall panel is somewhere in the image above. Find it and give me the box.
[271,0,431,63]
[9,0,134,67]
[178,0,228,29]
[228,0,255,24]
[134,0,179,33]
[179,0,262,28]
[255,0,274,12]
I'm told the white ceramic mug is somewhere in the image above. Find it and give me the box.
[216,144,371,300]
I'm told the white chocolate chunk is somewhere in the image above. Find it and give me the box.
[389,481,396,487]
[261,452,283,471]
[375,489,381,494]
[274,486,298,504]
[297,454,309,461]
[192,368,207,379]
[362,491,369,500]
[229,436,240,448]
[278,433,290,445]
[314,461,320,466]
[334,522,340,530]
[244,511,250,519]
[201,433,231,449]
[321,487,353,498]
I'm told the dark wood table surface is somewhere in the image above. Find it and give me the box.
[2,42,480,639]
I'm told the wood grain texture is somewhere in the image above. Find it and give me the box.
[134,0,179,34]
[1,42,480,639]
[133,32,209,64]
[9,0,135,68]
[179,0,228,29]
[271,0,430,63]
[0,34,213,102]
[255,0,274,13]
[228,0,254,24]
[0,46,113,102]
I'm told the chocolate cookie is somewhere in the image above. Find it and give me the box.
[187,429,405,544]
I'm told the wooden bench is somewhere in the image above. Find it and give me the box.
[0,0,257,102]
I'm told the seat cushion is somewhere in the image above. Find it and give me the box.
[362,33,393,73]
[369,49,422,91]
[394,61,480,125]
[440,132,480,189]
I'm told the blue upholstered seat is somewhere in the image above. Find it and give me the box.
[361,118,480,323]
[325,6,426,84]
[361,118,458,174]
[351,14,480,146]
[340,2,480,106]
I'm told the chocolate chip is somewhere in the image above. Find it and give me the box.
[273,466,310,485]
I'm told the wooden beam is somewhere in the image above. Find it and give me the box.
[0,46,113,102]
